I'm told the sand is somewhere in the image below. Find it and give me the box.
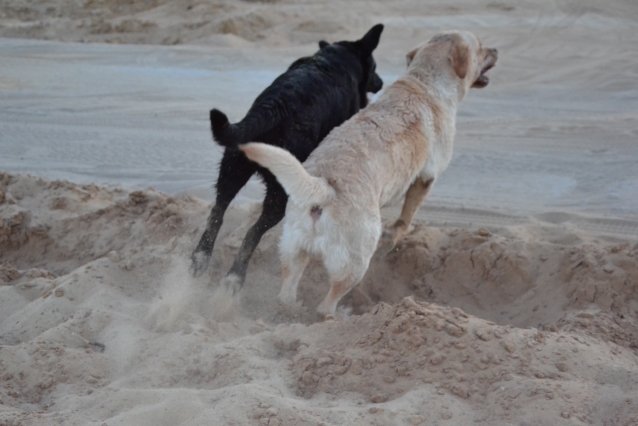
[1,0,638,425]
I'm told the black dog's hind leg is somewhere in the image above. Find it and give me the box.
[191,149,256,277]
[221,174,288,294]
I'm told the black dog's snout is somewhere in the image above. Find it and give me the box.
[369,73,383,93]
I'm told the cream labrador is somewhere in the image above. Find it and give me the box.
[240,31,498,317]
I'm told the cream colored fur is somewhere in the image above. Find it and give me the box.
[241,31,498,317]
[239,143,335,207]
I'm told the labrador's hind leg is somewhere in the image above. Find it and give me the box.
[277,251,310,309]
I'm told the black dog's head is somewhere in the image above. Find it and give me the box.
[319,24,384,106]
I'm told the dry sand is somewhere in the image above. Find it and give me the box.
[1,0,638,425]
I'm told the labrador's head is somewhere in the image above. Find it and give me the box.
[406,31,498,90]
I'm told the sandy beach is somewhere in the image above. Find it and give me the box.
[1,0,638,425]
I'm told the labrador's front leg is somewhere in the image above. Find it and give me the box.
[378,177,434,254]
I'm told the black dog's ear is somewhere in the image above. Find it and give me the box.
[358,24,384,55]
[318,40,329,49]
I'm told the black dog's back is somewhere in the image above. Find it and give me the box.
[211,25,384,160]
[210,52,358,152]
[191,24,384,291]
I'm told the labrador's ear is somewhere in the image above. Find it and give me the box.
[358,24,384,55]
[406,47,418,67]
[449,41,470,79]
[319,40,329,49]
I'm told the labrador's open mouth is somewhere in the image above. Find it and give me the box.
[472,62,494,88]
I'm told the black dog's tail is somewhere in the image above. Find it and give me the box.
[210,109,237,148]
[210,107,282,148]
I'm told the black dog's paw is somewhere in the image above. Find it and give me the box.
[190,250,211,277]
[220,273,243,295]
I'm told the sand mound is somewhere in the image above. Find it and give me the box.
[363,226,638,352]
[1,173,638,425]
[287,298,637,424]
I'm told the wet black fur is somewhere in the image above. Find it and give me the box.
[191,24,384,292]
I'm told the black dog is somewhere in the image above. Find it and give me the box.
[191,24,384,293]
